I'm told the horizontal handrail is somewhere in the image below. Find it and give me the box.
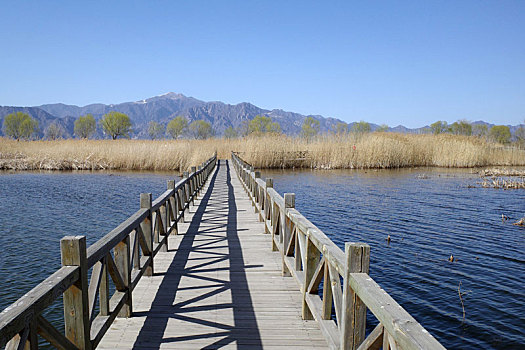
[231,151,445,350]
[0,153,217,350]
[87,208,149,267]
[0,266,79,348]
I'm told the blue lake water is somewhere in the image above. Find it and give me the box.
[0,168,524,349]
[262,167,525,350]
[0,171,178,314]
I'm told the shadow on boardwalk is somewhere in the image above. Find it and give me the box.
[132,160,263,349]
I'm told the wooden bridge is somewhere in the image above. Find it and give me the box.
[0,153,445,350]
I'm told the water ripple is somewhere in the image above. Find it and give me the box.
[264,167,525,350]
[0,170,179,346]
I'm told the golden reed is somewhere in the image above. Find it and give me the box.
[1,133,524,171]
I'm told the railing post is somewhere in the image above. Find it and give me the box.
[159,204,168,253]
[168,180,178,235]
[183,171,190,215]
[245,167,250,199]
[115,235,132,317]
[302,232,319,320]
[282,193,294,277]
[197,166,203,193]
[176,187,184,223]
[341,242,370,350]
[100,256,109,316]
[191,166,197,202]
[284,193,295,209]
[254,171,261,214]
[61,236,91,350]
[140,193,154,276]
[251,167,256,201]
[283,192,295,237]
[264,178,273,233]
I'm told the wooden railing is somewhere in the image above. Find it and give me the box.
[0,154,217,350]
[231,152,445,350]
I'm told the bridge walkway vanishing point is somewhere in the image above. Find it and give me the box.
[97,160,328,349]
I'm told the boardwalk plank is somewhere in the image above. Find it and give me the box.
[98,160,327,349]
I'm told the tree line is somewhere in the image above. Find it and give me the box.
[427,119,523,145]
[2,111,524,147]
[148,116,213,140]
[0,112,216,141]
[331,119,525,146]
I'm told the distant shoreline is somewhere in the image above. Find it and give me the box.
[1,134,524,171]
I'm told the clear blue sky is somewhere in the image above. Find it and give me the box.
[1,1,524,127]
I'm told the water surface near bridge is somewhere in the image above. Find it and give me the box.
[0,171,179,315]
[0,167,524,349]
[263,167,524,350]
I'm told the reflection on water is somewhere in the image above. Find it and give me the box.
[263,167,525,350]
[0,168,524,349]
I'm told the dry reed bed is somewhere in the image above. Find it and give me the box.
[480,168,525,177]
[1,133,524,171]
[0,139,213,172]
[480,178,525,189]
[223,133,525,169]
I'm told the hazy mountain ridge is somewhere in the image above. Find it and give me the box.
[0,93,522,139]
[0,106,77,139]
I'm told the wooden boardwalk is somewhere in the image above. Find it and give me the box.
[0,154,445,350]
[97,160,328,349]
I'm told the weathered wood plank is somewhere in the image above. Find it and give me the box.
[139,193,153,276]
[305,294,340,349]
[36,315,78,350]
[0,266,78,348]
[357,323,383,350]
[86,209,148,268]
[151,189,174,212]
[88,261,103,320]
[106,253,126,292]
[341,242,370,349]
[307,256,325,294]
[302,235,319,320]
[90,291,127,347]
[61,236,90,350]
[99,256,109,317]
[328,262,343,328]
[114,236,132,317]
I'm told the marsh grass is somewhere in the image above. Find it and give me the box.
[1,133,524,171]
[480,178,525,189]
[480,168,525,177]
[224,133,525,169]
[0,139,212,171]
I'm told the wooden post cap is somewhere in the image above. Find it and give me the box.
[183,171,189,178]
[140,193,152,208]
[191,166,197,173]
[60,235,87,265]
[167,180,175,189]
[266,178,274,188]
[284,193,295,208]
[344,242,370,273]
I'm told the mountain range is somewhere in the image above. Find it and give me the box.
[0,93,522,139]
